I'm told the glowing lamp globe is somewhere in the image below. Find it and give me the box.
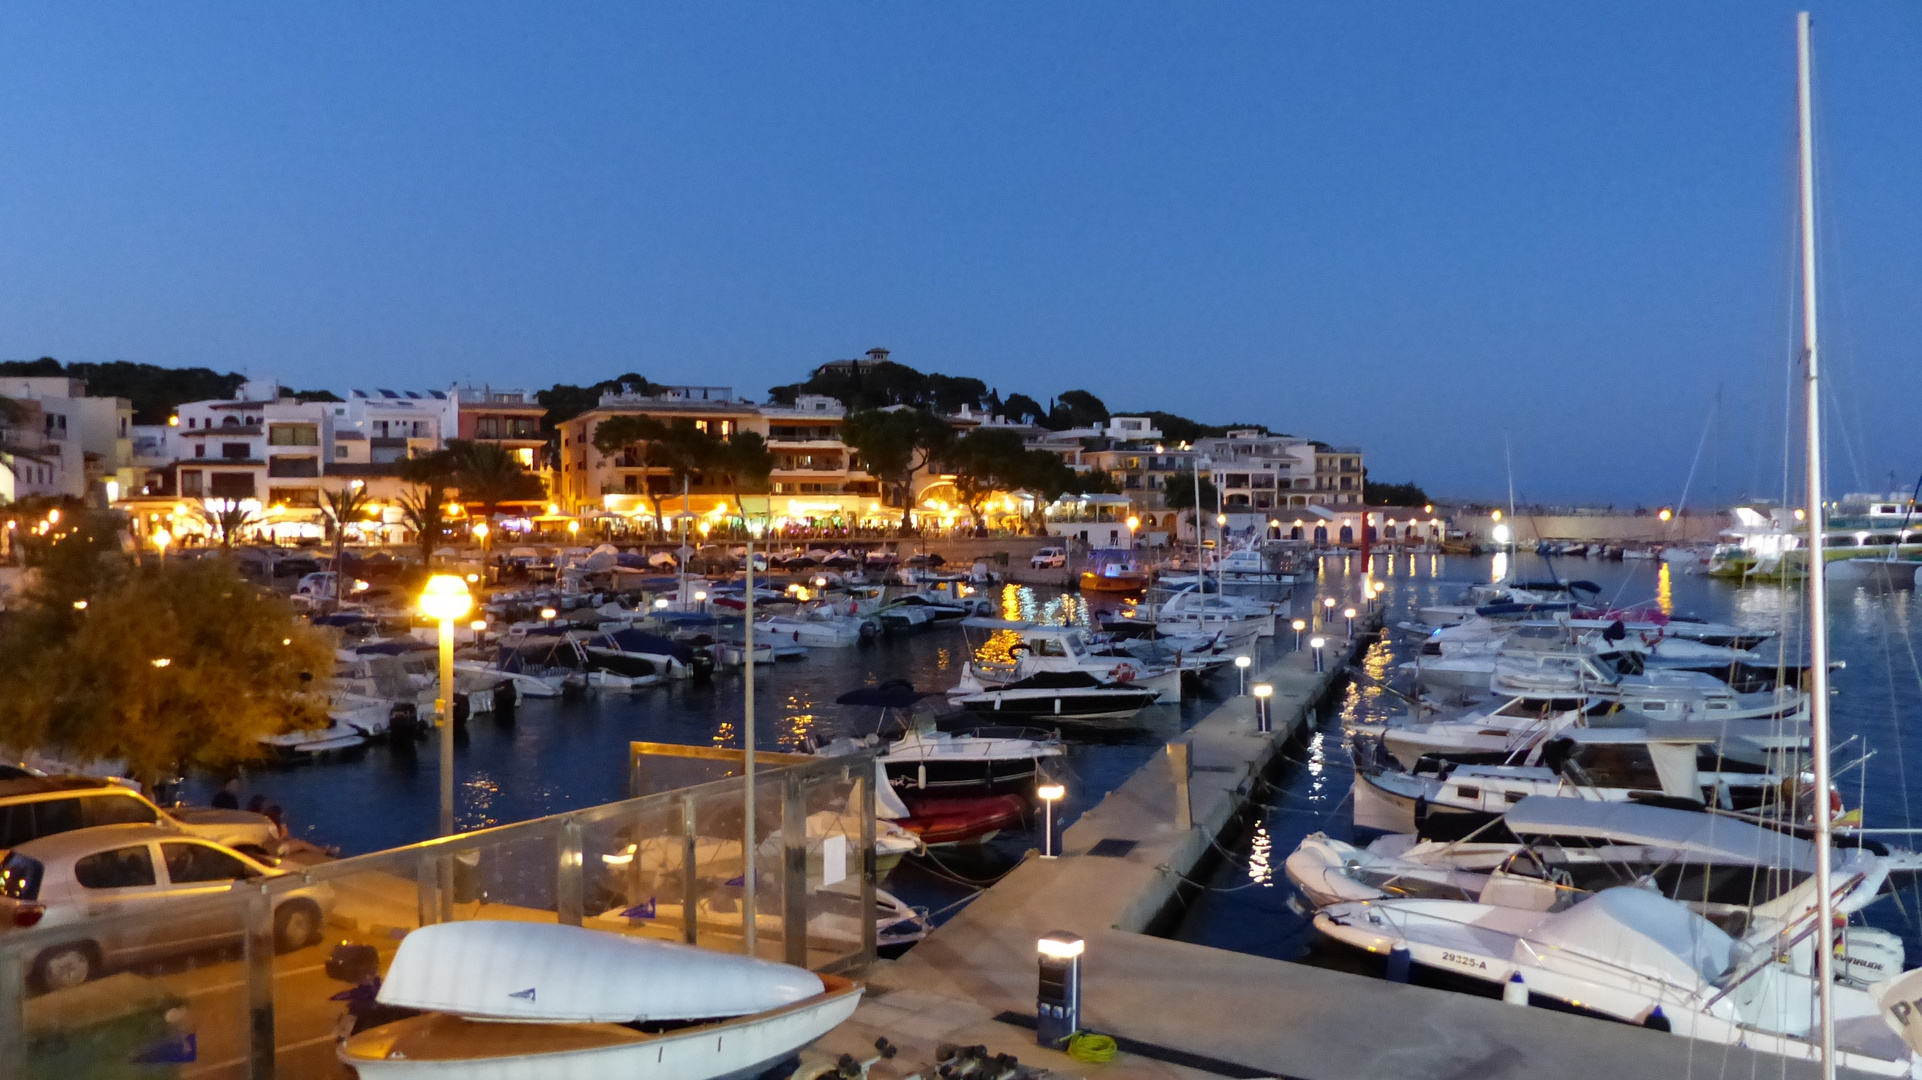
[1234,655,1251,670]
[1037,783,1065,802]
[419,575,473,622]
[1310,637,1326,650]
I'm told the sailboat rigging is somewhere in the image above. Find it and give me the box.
[1796,11,1838,1076]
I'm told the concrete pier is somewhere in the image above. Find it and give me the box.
[813,617,1834,1080]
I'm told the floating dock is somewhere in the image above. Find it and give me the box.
[813,616,1834,1080]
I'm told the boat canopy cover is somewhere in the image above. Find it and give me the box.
[998,671,1108,691]
[597,628,695,664]
[650,610,724,626]
[1515,580,1602,595]
[377,921,824,1022]
[1527,887,1734,988]
[1504,797,1815,871]
[355,640,434,655]
[837,680,939,707]
[961,617,1037,630]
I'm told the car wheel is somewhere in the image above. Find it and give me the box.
[273,901,321,953]
[33,943,97,992]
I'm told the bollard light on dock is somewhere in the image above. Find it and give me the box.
[1320,595,1336,627]
[1310,636,1326,673]
[1037,781,1065,859]
[1036,932,1085,1049]
[540,606,558,622]
[1235,653,1251,695]
[1291,618,1306,650]
[1343,606,1357,639]
[1253,683,1273,733]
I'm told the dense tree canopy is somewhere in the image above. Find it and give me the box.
[0,358,336,424]
[0,515,334,789]
[1365,480,1429,507]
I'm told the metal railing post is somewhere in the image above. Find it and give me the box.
[244,886,277,1079]
[859,768,878,965]
[556,818,585,926]
[782,772,809,968]
[0,947,24,1080]
[679,795,700,944]
[417,853,443,927]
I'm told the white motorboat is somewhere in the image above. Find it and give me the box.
[948,671,1162,725]
[1313,884,1918,1075]
[757,611,875,648]
[1369,687,1808,772]
[1151,585,1281,641]
[340,920,861,1080]
[1351,723,1817,837]
[1289,796,1901,938]
[957,618,1182,703]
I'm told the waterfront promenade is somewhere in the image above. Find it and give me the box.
[811,624,1837,1080]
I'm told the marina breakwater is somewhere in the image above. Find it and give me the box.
[810,611,1835,1080]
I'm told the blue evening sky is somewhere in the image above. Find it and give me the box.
[1,3,1918,504]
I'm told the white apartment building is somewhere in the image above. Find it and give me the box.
[0,376,134,504]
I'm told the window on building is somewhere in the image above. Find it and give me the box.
[268,457,319,478]
[475,417,501,439]
[179,470,204,497]
[335,446,348,458]
[269,486,320,507]
[222,415,240,427]
[222,443,251,460]
[194,444,206,458]
[268,424,319,446]
[209,473,256,499]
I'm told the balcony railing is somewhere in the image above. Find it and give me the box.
[0,749,876,1080]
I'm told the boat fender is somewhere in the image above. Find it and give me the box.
[1385,945,1411,983]
[1110,665,1136,683]
[1503,972,1528,1006]
[1643,1006,1671,1032]
[917,763,927,790]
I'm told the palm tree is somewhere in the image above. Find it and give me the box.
[711,431,774,526]
[396,485,450,568]
[197,499,260,550]
[448,440,541,550]
[591,416,671,535]
[321,483,375,610]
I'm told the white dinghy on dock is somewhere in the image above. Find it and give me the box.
[339,920,862,1080]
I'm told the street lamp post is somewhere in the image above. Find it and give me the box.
[420,575,474,836]
[1291,618,1306,650]
[1037,781,1065,858]
[1321,595,1336,628]
[1343,606,1357,640]
[1310,636,1327,674]
[1234,654,1251,696]
[1253,683,1274,733]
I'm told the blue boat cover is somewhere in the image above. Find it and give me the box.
[597,628,696,664]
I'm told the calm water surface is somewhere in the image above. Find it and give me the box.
[191,583,1220,921]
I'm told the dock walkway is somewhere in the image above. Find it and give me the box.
[814,621,1832,1080]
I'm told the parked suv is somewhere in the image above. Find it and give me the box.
[0,777,285,861]
[1031,547,1066,569]
[0,824,334,990]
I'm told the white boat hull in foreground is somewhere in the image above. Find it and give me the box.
[341,980,862,1080]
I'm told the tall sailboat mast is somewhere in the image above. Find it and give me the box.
[1795,11,1837,1076]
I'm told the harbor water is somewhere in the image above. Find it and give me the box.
[190,582,1216,919]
